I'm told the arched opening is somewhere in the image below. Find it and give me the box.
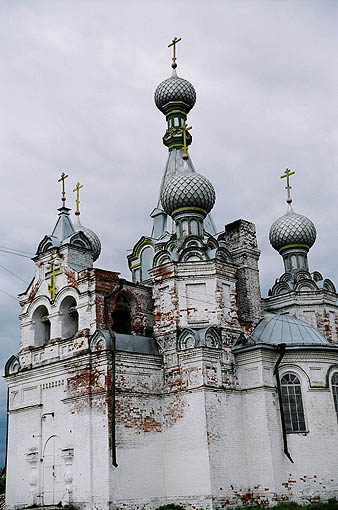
[112,294,132,334]
[331,373,338,420]
[32,305,50,347]
[140,246,153,282]
[60,296,78,339]
[43,435,63,505]
[281,373,306,432]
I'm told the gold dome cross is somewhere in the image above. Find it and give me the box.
[168,37,181,69]
[281,168,295,204]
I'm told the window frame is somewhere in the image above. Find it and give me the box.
[280,370,308,434]
[330,372,338,422]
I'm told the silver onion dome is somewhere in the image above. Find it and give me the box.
[161,173,216,217]
[154,70,196,114]
[269,208,316,252]
[74,215,101,261]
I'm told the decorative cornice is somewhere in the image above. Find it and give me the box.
[279,243,309,252]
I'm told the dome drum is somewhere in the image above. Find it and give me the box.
[173,209,206,239]
[279,245,310,273]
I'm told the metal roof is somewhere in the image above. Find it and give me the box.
[234,313,335,351]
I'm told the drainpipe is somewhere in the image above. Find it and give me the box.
[274,343,294,464]
[104,279,123,468]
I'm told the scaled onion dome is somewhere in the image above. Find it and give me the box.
[269,206,317,252]
[161,173,216,217]
[74,215,101,262]
[154,69,196,114]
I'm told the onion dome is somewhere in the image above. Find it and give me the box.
[74,215,101,261]
[269,207,316,252]
[161,173,216,217]
[154,69,196,114]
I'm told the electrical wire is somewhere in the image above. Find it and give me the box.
[0,248,31,259]
[0,245,34,256]
[0,263,29,285]
[0,288,17,300]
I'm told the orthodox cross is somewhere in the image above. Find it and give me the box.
[281,168,295,204]
[58,172,69,203]
[45,261,62,302]
[176,122,192,160]
[168,37,181,69]
[73,181,83,215]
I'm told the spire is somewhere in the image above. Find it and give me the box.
[152,39,217,237]
[51,173,75,242]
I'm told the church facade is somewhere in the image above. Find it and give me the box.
[4,44,338,510]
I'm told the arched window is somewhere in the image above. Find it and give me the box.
[141,246,153,282]
[112,294,132,335]
[60,296,78,339]
[281,373,306,433]
[331,373,338,420]
[32,305,50,347]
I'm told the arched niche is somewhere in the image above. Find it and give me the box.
[112,293,136,335]
[32,305,51,347]
[60,296,78,339]
[140,246,154,281]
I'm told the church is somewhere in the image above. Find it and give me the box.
[4,39,338,510]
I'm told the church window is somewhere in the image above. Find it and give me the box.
[331,373,338,420]
[112,294,132,334]
[182,220,188,236]
[281,373,306,432]
[140,246,153,281]
[291,255,297,270]
[60,296,78,339]
[32,305,51,347]
[190,219,198,235]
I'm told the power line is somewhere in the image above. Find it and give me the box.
[0,245,34,256]
[0,248,31,259]
[0,263,29,285]
[0,288,17,300]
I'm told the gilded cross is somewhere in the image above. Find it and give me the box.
[168,37,181,69]
[73,181,83,213]
[281,168,295,204]
[45,261,62,301]
[58,172,69,203]
[176,122,192,160]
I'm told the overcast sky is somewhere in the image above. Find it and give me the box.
[0,0,337,466]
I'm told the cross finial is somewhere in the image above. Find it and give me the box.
[181,122,192,160]
[281,168,295,204]
[58,172,69,204]
[73,181,83,216]
[172,122,192,160]
[168,37,182,69]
